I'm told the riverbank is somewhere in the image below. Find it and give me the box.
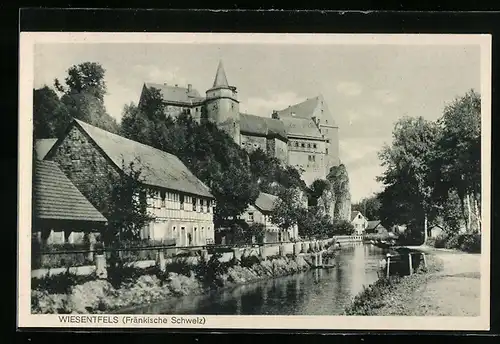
[344,248,481,316]
[31,254,313,314]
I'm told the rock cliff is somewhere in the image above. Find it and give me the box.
[318,164,351,222]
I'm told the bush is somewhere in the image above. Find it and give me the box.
[240,254,261,268]
[195,253,235,289]
[31,269,97,294]
[106,259,159,289]
[459,233,481,253]
[431,232,481,253]
[432,234,448,248]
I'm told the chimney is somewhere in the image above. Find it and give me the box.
[187,84,192,92]
[272,110,279,119]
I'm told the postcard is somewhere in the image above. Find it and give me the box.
[18,32,491,331]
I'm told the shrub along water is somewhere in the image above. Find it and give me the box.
[430,232,481,253]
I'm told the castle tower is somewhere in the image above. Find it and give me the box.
[205,60,241,145]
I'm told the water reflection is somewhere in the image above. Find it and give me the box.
[120,243,387,315]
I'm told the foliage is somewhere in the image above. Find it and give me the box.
[248,222,266,244]
[248,148,306,194]
[33,86,72,139]
[377,90,481,240]
[31,270,97,294]
[195,253,235,289]
[430,232,481,253]
[120,92,259,223]
[270,188,304,232]
[435,90,481,232]
[54,61,119,134]
[240,254,262,268]
[104,160,156,244]
[377,116,441,242]
[352,194,382,221]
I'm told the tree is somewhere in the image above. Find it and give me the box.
[436,90,481,232]
[33,86,71,139]
[377,116,440,244]
[55,62,119,133]
[308,179,331,207]
[352,194,382,221]
[270,188,303,232]
[104,159,156,244]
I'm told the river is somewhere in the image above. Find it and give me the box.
[120,243,388,315]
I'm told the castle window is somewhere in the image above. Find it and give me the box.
[180,195,184,210]
[326,140,330,143]
[307,143,311,148]
[301,143,305,148]
[294,142,298,147]
[312,155,316,162]
[326,148,329,154]
[313,144,317,149]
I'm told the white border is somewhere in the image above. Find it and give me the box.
[18,32,492,331]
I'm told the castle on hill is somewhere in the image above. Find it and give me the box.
[138,60,340,186]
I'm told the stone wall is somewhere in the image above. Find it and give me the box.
[46,124,120,213]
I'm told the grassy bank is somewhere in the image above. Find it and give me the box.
[31,253,313,314]
[344,254,444,316]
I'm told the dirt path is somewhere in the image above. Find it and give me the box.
[376,247,482,316]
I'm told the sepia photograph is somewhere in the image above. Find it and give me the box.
[18,32,491,330]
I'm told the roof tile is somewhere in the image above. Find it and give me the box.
[33,160,107,223]
[74,119,214,199]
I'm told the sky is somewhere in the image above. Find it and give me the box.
[33,42,481,203]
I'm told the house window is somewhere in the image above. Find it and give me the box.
[301,143,305,148]
[180,195,184,210]
[358,214,361,219]
[307,143,311,148]
[313,144,317,149]
[294,142,298,147]
[160,190,166,207]
[192,197,196,211]
[207,200,211,213]
[248,212,254,222]
[311,155,316,162]
[326,148,328,154]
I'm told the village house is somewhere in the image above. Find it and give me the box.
[350,211,368,235]
[365,220,388,235]
[32,159,108,245]
[138,60,340,186]
[428,224,445,239]
[240,192,299,243]
[42,118,216,247]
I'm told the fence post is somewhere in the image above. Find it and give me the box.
[422,253,427,268]
[408,253,413,275]
[95,254,107,279]
[318,252,323,266]
[386,254,391,278]
[156,249,166,272]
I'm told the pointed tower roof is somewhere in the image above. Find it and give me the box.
[212,60,229,88]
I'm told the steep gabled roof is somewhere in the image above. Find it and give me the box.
[33,160,107,223]
[35,138,57,160]
[366,220,383,231]
[254,192,279,213]
[212,60,229,88]
[279,116,323,139]
[240,113,287,140]
[351,211,362,222]
[73,119,214,199]
[276,96,321,119]
[143,83,205,105]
